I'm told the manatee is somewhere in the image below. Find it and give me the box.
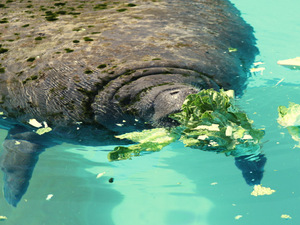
[0,0,262,206]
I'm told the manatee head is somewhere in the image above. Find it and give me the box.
[91,61,221,132]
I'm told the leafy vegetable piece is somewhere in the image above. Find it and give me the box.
[108,128,180,161]
[0,216,7,221]
[170,89,264,157]
[287,126,300,148]
[36,127,52,135]
[28,118,43,128]
[277,102,300,148]
[228,47,238,52]
[277,102,300,127]
[251,185,275,196]
[111,89,264,161]
[281,214,292,220]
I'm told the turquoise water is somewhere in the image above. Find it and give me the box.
[0,1,299,224]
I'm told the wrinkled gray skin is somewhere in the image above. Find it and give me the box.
[0,0,259,206]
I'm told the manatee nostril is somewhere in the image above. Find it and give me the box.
[170,91,179,95]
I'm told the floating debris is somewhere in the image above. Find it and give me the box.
[96,172,106,179]
[277,102,300,148]
[36,127,52,135]
[210,182,218,186]
[228,47,237,52]
[277,57,300,70]
[15,141,21,145]
[0,216,7,221]
[281,214,292,220]
[109,177,114,183]
[28,120,52,135]
[46,194,53,201]
[234,215,243,220]
[250,67,265,74]
[28,118,43,128]
[251,185,275,196]
[275,78,285,86]
[278,102,300,127]
[253,62,264,66]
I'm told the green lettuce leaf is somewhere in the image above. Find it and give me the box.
[287,126,300,148]
[278,102,300,127]
[108,128,180,161]
[277,102,300,148]
[170,89,264,156]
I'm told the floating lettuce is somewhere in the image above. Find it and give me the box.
[277,102,300,148]
[169,89,264,156]
[109,89,264,161]
[108,128,180,161]
[278,102,300,127]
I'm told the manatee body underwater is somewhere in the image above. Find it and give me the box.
[0,0,265,207]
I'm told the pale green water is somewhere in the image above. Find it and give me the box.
[0,0,300,224]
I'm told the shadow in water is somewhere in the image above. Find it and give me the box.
[0,145,123,225]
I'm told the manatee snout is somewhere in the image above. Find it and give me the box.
[151,85,198,127]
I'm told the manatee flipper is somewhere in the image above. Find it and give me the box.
[234,154,267,186]
[0,125,52,207]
